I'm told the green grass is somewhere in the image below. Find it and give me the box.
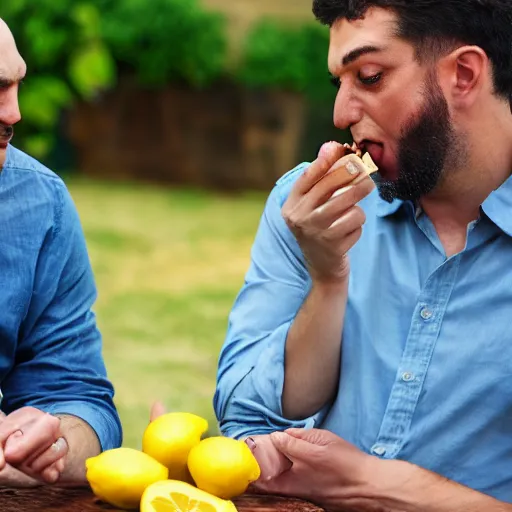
[66,177,266,449]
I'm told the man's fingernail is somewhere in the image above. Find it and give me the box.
[245,437,257,451]
[346,161,360,175]
[52,437,67,453]
[330,155,364,176]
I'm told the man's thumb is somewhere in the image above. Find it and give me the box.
[150,401,167,422]
[269,431,310,461]
[285,427,338,446]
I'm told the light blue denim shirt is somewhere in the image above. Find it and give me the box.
[215,161,512,501]
[0,145,122,450]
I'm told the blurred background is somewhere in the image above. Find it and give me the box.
[0,0,350,448]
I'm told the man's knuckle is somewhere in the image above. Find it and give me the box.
[354,206,366,225]
[46,414,61,431]
[285,212,303,232]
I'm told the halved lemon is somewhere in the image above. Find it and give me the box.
[141,480,237,512]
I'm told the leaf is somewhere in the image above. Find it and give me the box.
[23,133,55,160]
[69,43,116,99]
[18,76,73,128]
[72,3,102,40]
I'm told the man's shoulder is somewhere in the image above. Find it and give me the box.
[2,145,71,211]
[3,145,62,183]
[0,145,77,237]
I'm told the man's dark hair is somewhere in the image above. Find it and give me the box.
[312,0,512,109]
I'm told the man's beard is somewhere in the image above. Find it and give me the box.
[375,75,462,203]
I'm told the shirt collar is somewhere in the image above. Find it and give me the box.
[376,173,512,236]
[3,144,13,169]
[376,197,404,217]
[481,173,512,237]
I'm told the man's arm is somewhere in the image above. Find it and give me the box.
[214,165,321,439]
[251,429,512,512]
[55,415,100,483]
[1,178,121,484]
[274,145,375,420]
[215,145,375,435]
[362,459,511,512]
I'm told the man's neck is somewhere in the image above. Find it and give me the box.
[419,141,512,257]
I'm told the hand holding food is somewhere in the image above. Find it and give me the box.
[282,141,378,284]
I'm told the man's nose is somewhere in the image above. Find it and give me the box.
[0,87,21,127]
[333,85,363,130]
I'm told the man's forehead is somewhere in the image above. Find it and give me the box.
[0,19,26,80]
[328,8,399,70]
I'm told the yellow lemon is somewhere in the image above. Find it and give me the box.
[141,480,238,512]
[187,437,260,499]
[143,412,208,481]
[86,447,168,510]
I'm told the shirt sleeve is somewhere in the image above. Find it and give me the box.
[214,165,332,439]
[0,178,122,451]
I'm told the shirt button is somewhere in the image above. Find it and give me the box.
[402,372,415,382]
[420,307,433,320]
[371,445,387,457]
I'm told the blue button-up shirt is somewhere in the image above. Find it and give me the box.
[0,145,122,450]
[215,161,512,502]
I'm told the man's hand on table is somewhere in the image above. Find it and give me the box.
[247,428,512,512]
[0,408,68,485]
[247,429,376,511]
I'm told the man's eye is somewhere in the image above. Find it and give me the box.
[358,72,382,86]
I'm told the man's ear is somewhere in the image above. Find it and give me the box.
[438,45,488,110]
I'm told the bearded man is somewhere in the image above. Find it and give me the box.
[215,0,512,508]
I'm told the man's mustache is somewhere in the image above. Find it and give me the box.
[0,125,13,139]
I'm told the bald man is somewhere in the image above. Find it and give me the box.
[0,19,121,487]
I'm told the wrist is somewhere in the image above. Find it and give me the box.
[343,459,425,512]
[361,459,459,512]
[311,275,349,295]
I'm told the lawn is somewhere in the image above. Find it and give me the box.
[65,177,267,448]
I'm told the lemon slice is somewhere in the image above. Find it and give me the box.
[141,480,238,512]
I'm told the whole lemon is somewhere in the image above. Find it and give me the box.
[142,412,208,481]
[86,447,168,509]
[188,436,261,499]
[141,479,238,512]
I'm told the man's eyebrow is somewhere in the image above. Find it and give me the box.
[341,45,385,67]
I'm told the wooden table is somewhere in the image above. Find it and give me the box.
[0,486,325,512]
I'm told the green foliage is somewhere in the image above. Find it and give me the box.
[0,0,116,159]
[237,20,336,103]
[0,0,227,160]
[102,0,227,88]
[1,1,336,163]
